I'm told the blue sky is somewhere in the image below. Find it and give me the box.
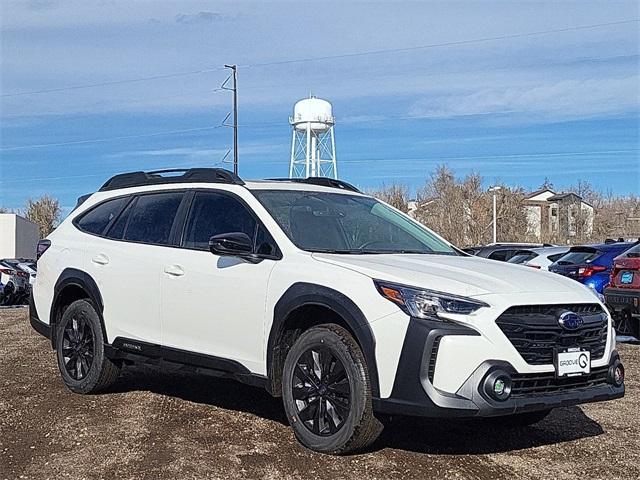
[1,0,638,212]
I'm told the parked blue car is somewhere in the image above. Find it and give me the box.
[549,240,637,294]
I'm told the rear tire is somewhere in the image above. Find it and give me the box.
[55,299,120,394]
[282,324,382,454]
[613,310,640,340]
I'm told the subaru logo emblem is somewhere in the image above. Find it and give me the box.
[558,311,584,330]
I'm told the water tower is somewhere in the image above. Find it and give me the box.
[289,96,337,179]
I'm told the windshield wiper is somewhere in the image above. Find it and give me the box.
[309,248,457,255]
[309,249,366,254]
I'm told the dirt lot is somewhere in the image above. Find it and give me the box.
[1,308,638,480]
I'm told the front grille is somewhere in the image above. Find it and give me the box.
[511,367,609,397]
[427,336,441,383]
[495,304,607,365]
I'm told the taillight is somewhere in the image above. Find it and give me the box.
[37,239,51,260]
[0,268,16,276]
[578,265,607,277]
[16,271,28,278]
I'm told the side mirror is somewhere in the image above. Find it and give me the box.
[209,232,253,257]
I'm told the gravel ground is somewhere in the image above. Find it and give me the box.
[1,307,638,480]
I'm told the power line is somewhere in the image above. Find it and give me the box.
[0,125,225,151]
[0,67,226,98]
[337,149,640,164]
[239,19,639,68]
[1,19,635,99]
[5,52,634,120]
[2,149,635,185]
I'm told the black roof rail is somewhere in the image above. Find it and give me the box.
[266,177,361,193]
[98,168,244,192]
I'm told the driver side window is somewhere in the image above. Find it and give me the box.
[183,192,277,256]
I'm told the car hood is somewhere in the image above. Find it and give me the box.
[312,253,590,298]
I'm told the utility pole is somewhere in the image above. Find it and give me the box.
[224,64,238,175]
[488,186,502,243]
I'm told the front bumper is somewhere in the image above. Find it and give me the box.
[373,317,625,418]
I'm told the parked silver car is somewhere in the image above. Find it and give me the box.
[0,259,30,305]
[507,246,570,271]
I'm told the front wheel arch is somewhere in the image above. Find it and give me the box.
[267,283,380,399]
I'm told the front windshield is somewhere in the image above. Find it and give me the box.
[253,190,457,255]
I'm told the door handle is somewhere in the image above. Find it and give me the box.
[91,253,110,265]
[164,265,185,277]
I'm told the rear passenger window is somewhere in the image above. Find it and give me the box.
[489,250,512,261]
[122,192,183,245]
[548,253,565,263]
[183,192,257,250]
[76,197,129,235]
[106,200,134,240]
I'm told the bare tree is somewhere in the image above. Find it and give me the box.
[368,183,409,212]
[366,168,636,246]
[539,177,555,191]
[411,166,528,247]
[24,195,61,237]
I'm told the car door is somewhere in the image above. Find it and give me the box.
[83,191,185,345]
[160,190,279,374]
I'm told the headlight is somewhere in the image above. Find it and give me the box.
[586,284,605,302]
[374,280,488,320]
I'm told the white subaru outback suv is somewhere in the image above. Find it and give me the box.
[30,168,625,454]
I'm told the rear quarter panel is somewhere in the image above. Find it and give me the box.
[32,218,87,325]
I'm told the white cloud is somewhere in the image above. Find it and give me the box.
[105,142,284,160]
[408,75,639,120]
[174,11,234,25]
[1,0,638,124]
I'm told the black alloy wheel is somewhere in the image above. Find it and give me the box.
[61,314,95,380]
[282,324,383,454]
[55,299,121,393]
[292,347,351,436]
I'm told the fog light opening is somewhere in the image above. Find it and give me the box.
[494,378,507,396]
[484,371,512,401]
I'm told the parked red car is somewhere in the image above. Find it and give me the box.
[605,242,640,339]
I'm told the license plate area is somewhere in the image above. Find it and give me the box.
[555,348,591,377]
[620,271,634,284]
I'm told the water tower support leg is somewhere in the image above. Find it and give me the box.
[330,127,337,179]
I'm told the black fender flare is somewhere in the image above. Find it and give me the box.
[51,268,106,347]
[267,282,380,397]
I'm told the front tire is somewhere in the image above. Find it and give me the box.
[55,299,120,394]
[282,324,382,454]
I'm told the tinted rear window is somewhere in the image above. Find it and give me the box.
[121,192,183,245]
[547,252,565,263]
[621,243,640,257]
[507,251,537,264]
[555,248,600,265]
[488,249,517,261]
[76,197,129,235]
